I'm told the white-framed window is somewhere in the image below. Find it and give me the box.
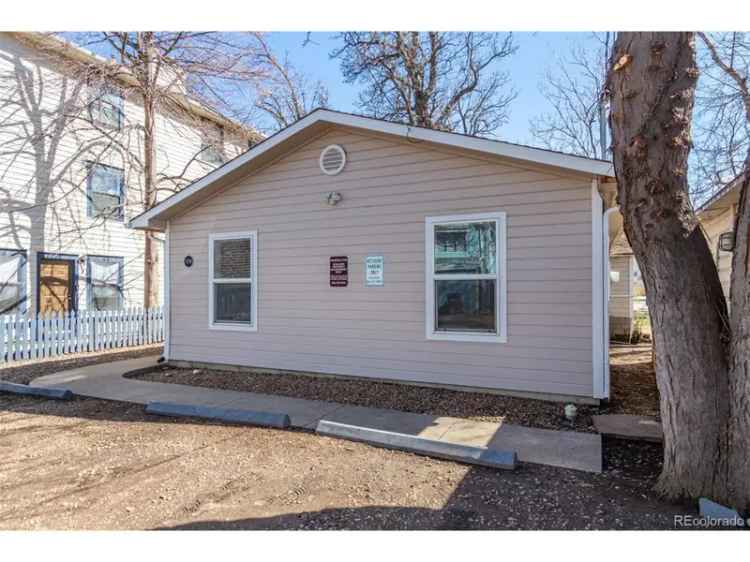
[208,231,257,331]
[0,248,28,315]
[425,212,507,343]
[87,162,125,221]
[86,255,124,311]
[88,85,124,129]
[199,124,226,166]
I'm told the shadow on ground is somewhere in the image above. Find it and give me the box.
[155,437,689,530]
[159,505,493,530]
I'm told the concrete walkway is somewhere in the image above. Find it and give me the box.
[31,355,602,473]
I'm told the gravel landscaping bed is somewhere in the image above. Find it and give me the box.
[0,345,162,385]
[130,366,599,432]
[127,344,659,433]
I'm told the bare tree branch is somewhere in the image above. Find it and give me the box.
[2,32,265,310]
[694,32,750,199]
[253,36,329,131]
[331,32,517,137]
[530,34,611,159]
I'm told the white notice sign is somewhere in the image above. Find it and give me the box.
[365,255,384,287]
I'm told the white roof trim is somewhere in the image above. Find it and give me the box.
[130,109,614,229]
[697,176,742,215]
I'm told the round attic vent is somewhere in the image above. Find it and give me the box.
[319,144,346,176]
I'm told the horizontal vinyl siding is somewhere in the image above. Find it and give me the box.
[702,209,734,301]
[0,34,243,312]
[608,255,632,319]
[169,127,595,397]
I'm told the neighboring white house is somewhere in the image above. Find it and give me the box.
[607,250,648,341]
[604,210,647,341]
[131,109,617,403]
[0,32,259,317]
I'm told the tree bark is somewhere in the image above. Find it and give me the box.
[140,33,159,309]
[608,32,732,501]
[728,159,750,510]
[142,94,159,309]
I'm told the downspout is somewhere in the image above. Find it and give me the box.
[591,178,605,399]
[163,221,171,361]
[602,206,618,399]
[593,176,617,400]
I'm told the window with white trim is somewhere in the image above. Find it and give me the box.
[88,85,124,129]
[199,124,225,166]
[209,232,257,330]
[87,162,125,221]
[426,212,507,343]
[87,255,124,311]
[0,249,28,315]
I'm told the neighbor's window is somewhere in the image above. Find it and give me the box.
[199,125,225,166]
[426,213,506,343]
[87,163,124,221]
[87,255,124,311]
[0,249,28,315]
[89,86,124,129]
[209,232,257,330]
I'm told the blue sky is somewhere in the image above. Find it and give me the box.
[70,32,601,145]
[264,32,601,144]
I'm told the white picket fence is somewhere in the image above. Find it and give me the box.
[0,307,164,365]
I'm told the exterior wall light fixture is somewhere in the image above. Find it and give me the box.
[326,191,343,206]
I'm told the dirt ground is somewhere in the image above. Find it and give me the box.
[0,343,694,530]
[608,344,660,418]
[0,342,695,529]
[0,393,691,530]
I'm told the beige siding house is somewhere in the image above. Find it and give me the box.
[0,32,256,317]
[132,110,617,403]
[699,180,740,301]
[606,250,648,341]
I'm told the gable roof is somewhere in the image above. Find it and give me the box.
[129,108,615,231]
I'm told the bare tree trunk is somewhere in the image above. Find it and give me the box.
[142,94,158,308]
[608,32,732,501]
[140,33,159,309]
[728,160,750,510]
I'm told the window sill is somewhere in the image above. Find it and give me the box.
[88,215,125,224]
[91,121,122,131]
[209,322,257,332]
[427,331,506,344]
